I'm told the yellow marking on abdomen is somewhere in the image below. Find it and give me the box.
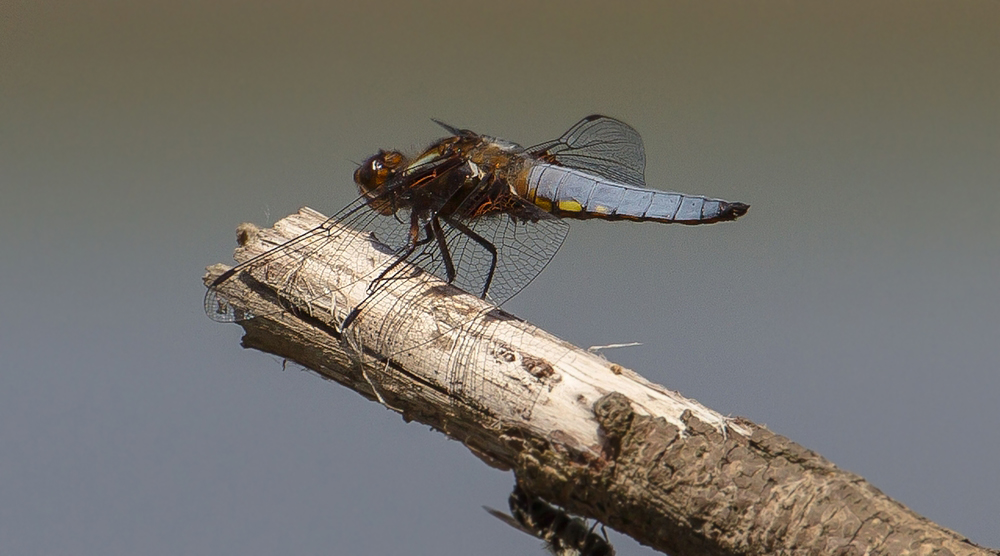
[557,199,583,212]
[533,197,553,212]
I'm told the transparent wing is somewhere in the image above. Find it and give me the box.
[339,194,570,421]
[484,507,532,535]
[484,507,556,555]
[203,196,416,323]
[203,151,468,324]
[527,114,646,187]
[427,200,569,306]
[206,156,570,422]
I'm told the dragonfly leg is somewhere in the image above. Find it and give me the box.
[340,306,362,332]
[368,220,435,294]
[443,216,497,299]
[343,218,434,331]
[430,215,457,284]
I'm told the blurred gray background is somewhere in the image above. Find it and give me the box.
[2,1,997,554]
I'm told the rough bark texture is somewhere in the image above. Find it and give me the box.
[519,395,994,556]
[204,208,995,556]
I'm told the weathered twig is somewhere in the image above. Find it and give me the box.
[204,207,995,556]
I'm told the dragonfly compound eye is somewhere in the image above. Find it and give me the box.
[355,150,407,191]
[354,153,381,189]
[355,150,409,215]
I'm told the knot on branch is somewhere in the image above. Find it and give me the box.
[593,392,635,459]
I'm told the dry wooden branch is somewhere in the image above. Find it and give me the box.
[203,207,995,556]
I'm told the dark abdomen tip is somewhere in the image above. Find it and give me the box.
[721,201,750,220]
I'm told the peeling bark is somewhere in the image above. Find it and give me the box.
[204,208,995,556]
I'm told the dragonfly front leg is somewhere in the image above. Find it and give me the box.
[342,215,433,331]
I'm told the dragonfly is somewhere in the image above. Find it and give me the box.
[205,115,748,416]
[485,483,615,556]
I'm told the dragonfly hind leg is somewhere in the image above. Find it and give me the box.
[443,216,498,299]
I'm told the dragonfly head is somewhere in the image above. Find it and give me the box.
[354,149,407,215]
